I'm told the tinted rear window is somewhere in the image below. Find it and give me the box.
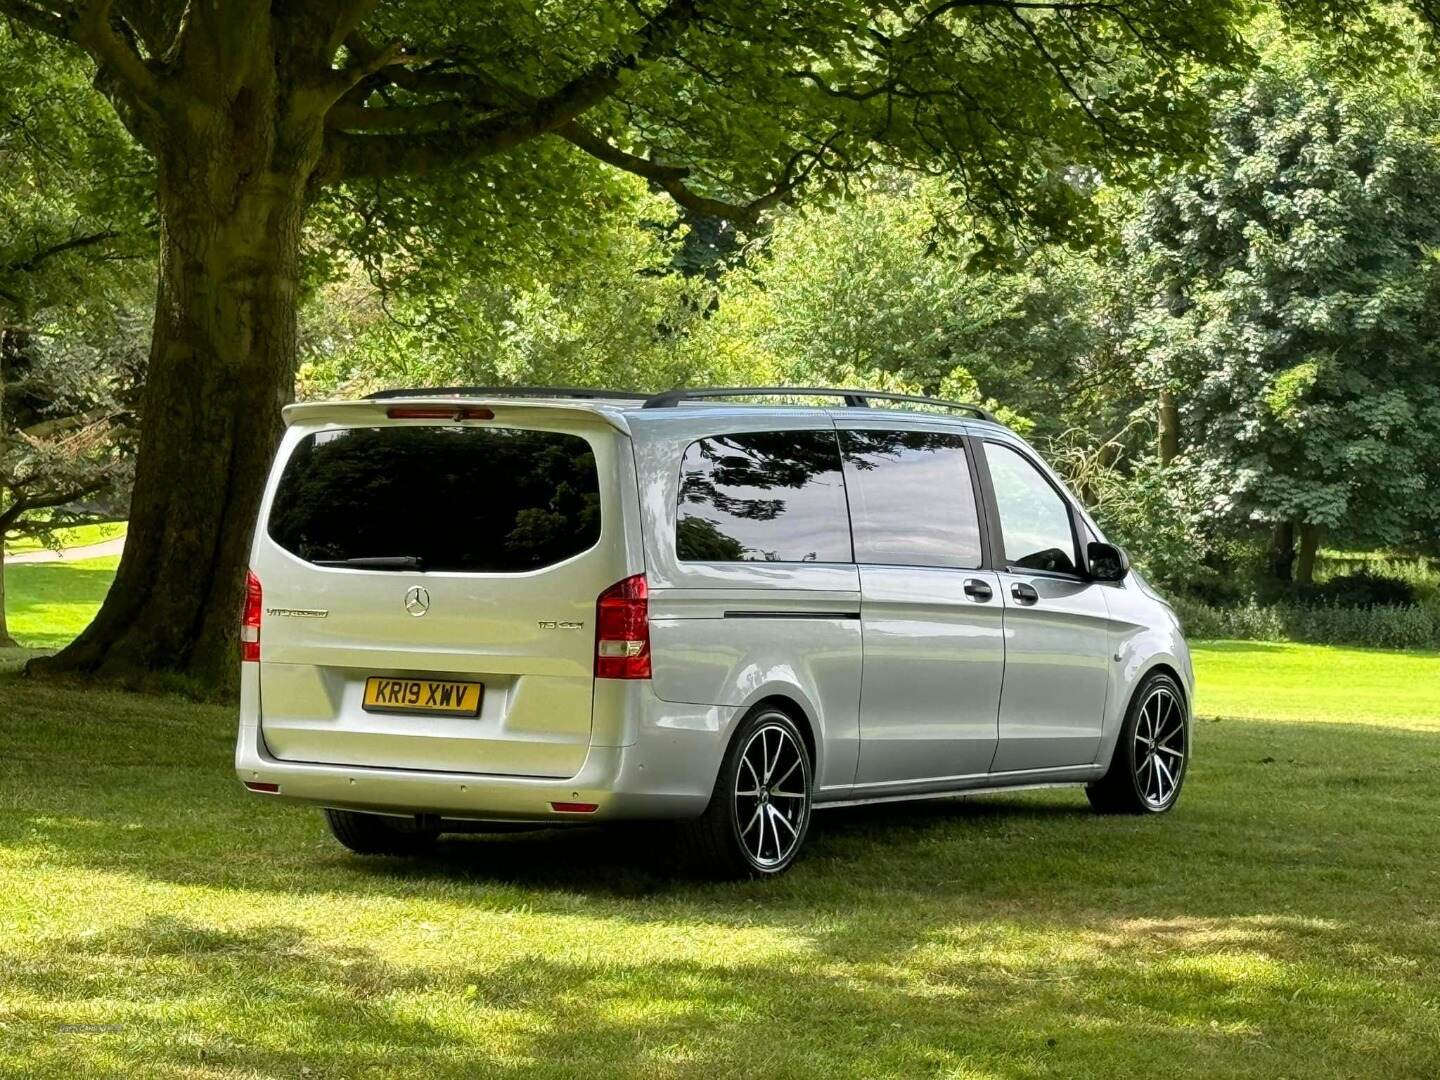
[268,426,601,573]
[676,430,851,563]
[839,430,983,568]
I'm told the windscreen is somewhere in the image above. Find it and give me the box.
[268,425,601,573]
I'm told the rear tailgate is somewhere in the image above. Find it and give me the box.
[250,402,635,778]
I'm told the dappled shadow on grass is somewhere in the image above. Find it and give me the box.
[3,677,1440,1076]
[6,906,1435,1078]
[2,701,1437,918]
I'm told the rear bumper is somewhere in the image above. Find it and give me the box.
[234,671,729,822]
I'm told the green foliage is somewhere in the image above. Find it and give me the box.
[0,32,150,552]
[674,183,1112,426]
[1126,56,1440,549]
[299,186,746,396]
[1173,596,1440,650]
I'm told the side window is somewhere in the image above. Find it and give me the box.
[676,430,851,563]
[983,441,1079,575]
[839,429,983,569]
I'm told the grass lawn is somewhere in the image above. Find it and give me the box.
[4,521,126,556]
[1,635,1438,1077]
[1194,640,1440,729]
[2,556,120,650]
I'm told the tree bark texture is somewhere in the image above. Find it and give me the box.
[1296,523,1323,586]
[1157,387,1180,466]
[0,325,16,648]
[1270,521,1296,583]
[0,546,16,649]
[34,67,324,692]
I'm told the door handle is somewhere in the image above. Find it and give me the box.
[1011,582,1039,605]
[962,578,993,601]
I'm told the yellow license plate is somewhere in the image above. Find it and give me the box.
[363,677,483,716]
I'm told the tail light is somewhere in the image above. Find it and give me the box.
[241,570,262,663]
[595,574,650,679]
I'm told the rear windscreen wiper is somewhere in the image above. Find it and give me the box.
[314,556,426,571]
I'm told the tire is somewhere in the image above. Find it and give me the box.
[680,706,814,879]
[1087,670,1189,815]
[324,808,441,855]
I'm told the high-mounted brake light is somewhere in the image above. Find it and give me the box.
[386,406,495,420]
[595,574,651,679]
[241,570,262,662]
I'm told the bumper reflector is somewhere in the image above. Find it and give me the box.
[550,802,599,814]
[244,781,280,793]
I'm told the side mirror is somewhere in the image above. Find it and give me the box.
[1087,541,1129,583]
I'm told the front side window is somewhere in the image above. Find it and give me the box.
[983,441,1078,575]
[839,429,982,569]
[676,430,851,563]
[269,425,601,573]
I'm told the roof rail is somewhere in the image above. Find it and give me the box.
[641,386,996,422]
[366,385,645,402]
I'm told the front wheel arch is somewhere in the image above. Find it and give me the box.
[1089,668,1190,815]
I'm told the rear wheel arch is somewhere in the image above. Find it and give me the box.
[748,694,819,780]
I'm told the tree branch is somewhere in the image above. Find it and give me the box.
[0,480,106,532]
[558,123,820,224]
[1,230,120,275]
[19,405,112,440]
[325,0,699,181]
[0,0,71,40]
[67,0,163,106]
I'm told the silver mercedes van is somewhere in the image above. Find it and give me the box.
[236,386,1193,877]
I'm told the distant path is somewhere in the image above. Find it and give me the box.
[7,536,126,564]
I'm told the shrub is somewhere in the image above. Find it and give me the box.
[1171,597,1439,649]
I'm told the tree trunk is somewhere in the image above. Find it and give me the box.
[1158,387,1181,466]
[1296,523,1323,586]
[0,546,16,649]
[1270,521,1296,582]
[29,84,323,695]
[0,325,16,648]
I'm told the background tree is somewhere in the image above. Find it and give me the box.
[0,0,1257,690]
[0,28,149,647]
[1126,58,1440,584]
[677,180,1120,432]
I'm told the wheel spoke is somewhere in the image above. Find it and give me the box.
[769,804,797,838]
[740,755,760,789]
[770,789,806,799]
[1155,744,1183,760]
[741,801,762,837]
[772,757,800,790]
[1155,755,1174,800]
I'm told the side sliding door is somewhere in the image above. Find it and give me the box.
[836,423,1006,791]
